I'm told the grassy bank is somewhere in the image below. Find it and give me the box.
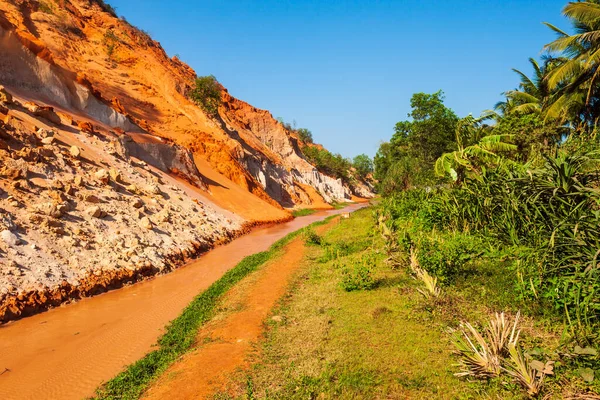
[291,208,318,217]
[93,216,336,400]
[211,208,598,399]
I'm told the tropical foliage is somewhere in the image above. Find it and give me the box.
[374,2,600,396]
[301,146,351,182]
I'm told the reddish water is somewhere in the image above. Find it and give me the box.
[0,204,365,400]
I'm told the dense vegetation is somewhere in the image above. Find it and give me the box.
[301,145,351,182]
[92,0,118,17]
[190,75,222,117]
[276,118,373,184]
[374,1,600,396]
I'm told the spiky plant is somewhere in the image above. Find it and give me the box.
[487,312,521,357]
[453,322,502,378]
[409,248,441,298]
[503,344,545,398]
[453,312,522,378]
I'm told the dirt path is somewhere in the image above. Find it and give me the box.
[142,220,338,400]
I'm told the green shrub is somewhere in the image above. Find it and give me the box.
[301,146,351,182]
[292,208,317,217]
[303,227,323,246]
[38,1,54,14]
[340,254,377,292]
[102,29,120,59]
[93,0,117,17]
[297,128,313,143]
[190,75,221,117]
[414,233,484,285]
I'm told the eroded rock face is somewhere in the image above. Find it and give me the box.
[0,106,242,323]
[0,0,372,322]
[118,136,207,190]
[0,0,372,212]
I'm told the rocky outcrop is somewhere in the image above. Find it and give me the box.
[0,27,137,131]
[0,99,241,323]
[117,135,207,190]
[0,0,372,210]
[219,90,354,204]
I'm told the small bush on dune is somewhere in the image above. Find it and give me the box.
[92,0,117,17]
[190,75,221,117]
[38,1,54,14]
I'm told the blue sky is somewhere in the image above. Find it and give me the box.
[109,0,569,158]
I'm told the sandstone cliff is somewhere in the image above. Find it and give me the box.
[0,0,373,322]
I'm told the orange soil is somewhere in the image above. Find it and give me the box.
[193,155,291,222]
[142,219,338,400]
[351,195,373,203]
[294,182,333,210]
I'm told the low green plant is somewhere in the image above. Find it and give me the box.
[102,29,120,59]
[93,0,117,17]
[38,1,54,14]
[303,227,323,246]
[320,242,348,263]
[340,253,376,292]
[292,208,317,217]
[415,233,483,285]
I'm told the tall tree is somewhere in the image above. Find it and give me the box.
[391,91,458,165]
[543,0,600,126]
[352,154,374,179]
[502,58,557,116]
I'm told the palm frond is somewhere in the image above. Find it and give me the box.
[563,2,600,28]
[546,57,585,90]
[543,21,569,38]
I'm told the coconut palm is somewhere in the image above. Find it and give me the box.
[435,115,517,183]
[504,58,560,115]
[543,0,600,126]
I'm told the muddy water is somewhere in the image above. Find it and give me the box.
[0,204,366,400]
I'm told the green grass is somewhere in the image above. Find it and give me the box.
[291,208,317,217]
[93,216,336,400]
[212,209,521,399]
[330,201,352,210]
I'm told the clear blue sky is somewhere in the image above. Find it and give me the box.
[109,0,569,158]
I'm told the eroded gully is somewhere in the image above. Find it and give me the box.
[0,203,366,400]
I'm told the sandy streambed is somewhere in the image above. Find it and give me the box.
[0,204,365,400]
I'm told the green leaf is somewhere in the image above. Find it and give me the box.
[574,346,598,356]
[577,367,595,383]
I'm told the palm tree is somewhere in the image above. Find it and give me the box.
[503,58,557,115]
[435,115,517,183]
[543,0,600,126]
